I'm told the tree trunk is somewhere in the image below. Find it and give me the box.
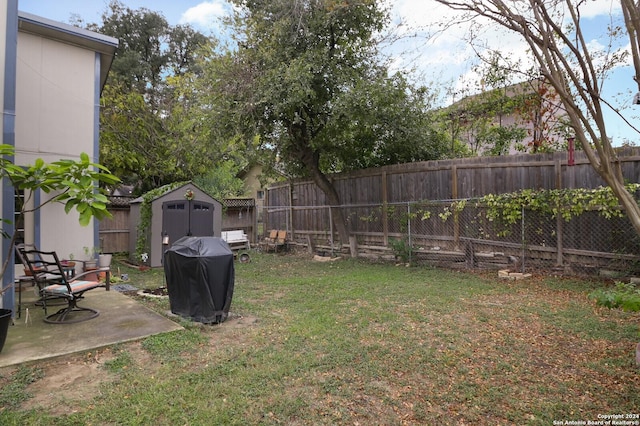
[304,161,350,251]
[596,158,640,237]
[291,132,350,250]
[573,121,640,237]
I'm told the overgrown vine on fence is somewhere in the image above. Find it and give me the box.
[438,199,467,221]
[391,184,640,243]
[479,184,640,228]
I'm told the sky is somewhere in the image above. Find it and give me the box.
[17,0,640,146]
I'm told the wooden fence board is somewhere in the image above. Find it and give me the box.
[265,148,640,271]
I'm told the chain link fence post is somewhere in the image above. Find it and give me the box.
[521,206,526,273]
[407,202,412,264]
[329,207,334,257]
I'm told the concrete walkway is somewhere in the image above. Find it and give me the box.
[0,287,183,368]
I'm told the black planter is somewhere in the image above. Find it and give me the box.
[0,308,11,354]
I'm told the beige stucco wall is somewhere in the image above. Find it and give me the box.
[16,31,95,162]
[14,29,97,260]
[243,164,264,202]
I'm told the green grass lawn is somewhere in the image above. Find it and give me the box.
[1,252,639,425]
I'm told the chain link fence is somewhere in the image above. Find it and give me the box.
[261,199,640,275]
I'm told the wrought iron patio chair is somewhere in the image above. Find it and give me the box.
[18,247,106,324]
[15,243,70,316]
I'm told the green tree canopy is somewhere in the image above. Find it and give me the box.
[0,145,119,295]
[94,1,237,195]
[207,0,449,246]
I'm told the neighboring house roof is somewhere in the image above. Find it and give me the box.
[17,11,118,92]
[444,78,566,154]
[446,79,543,115]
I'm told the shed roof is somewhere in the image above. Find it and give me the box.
[130,182,219,205]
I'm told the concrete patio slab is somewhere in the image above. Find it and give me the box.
[0,288,183,368]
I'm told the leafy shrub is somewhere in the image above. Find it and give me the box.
[389,238,413,264]
[589,281,640,311]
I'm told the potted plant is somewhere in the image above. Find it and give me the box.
[83,246,99,270]
[97,249,112,281]
[98,253,113,268]
[81,247,100,281]
[98,252,112,269]
[61,253,76,268]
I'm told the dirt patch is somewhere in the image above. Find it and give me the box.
[14,313,258,415]
[19,347,122,415]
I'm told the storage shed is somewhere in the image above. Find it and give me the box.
[129,182,222,267]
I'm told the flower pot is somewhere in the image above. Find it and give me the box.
[0,308,12,354]
[23,266,44,276]
[83,259,98,271]
[83,267,99,281]
[98,254,112,268]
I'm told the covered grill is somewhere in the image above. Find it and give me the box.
[163,236,234,324]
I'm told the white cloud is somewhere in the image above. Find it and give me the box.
[579,0,621,19]
[180,1,228,28]
[384,0,628,105]
[384,0,526,100]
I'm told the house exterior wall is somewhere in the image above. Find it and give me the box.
[0,9,116,311]
[241,163,286,225]
[15,30,96,260]
[0,5,6,123]
[16,32,95,161]
[243,164,265,208]
[450,80,566,155]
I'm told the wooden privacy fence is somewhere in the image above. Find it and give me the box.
[99,196,132,253]
[263,148,640,272]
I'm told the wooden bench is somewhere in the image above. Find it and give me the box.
[221,230,250,251]
[221,230,251,262]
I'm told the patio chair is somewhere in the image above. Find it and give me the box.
[266,230,287,252]
[18,247,105,324]
[15,243,69,317]
[260,230,278,251]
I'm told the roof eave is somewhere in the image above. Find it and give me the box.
[17,11,118,92]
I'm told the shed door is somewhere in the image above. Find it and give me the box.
[190,201,214,236]
[162,200,214,244]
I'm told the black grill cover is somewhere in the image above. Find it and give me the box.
[163,236,235,324]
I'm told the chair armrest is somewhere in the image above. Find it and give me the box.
[70,267,111,290]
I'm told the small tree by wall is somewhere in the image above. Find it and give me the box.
[0,145,119,309]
